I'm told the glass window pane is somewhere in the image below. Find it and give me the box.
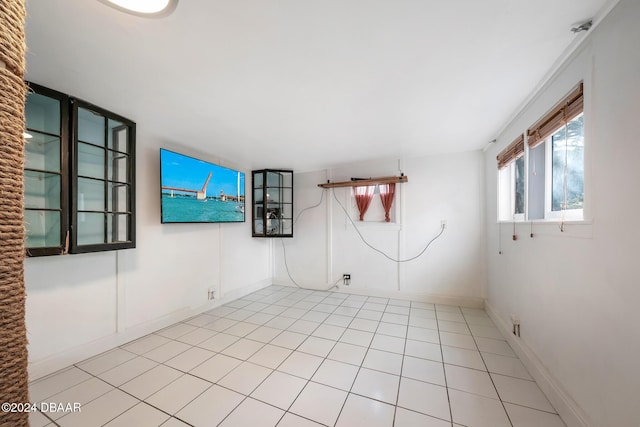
[25,92,60,135]
[281,203,293,220]
[266,204,282,218]
[254,219,264,235]
[25,210,60,248]
[78,142,105,179]
[527,142,545,220]
[266,172,283,187]
[78,178,105,211]
[253,173,263,188]
[25,133,60,173]
[281,172,293,187]
[266,216,281,235]
[108,183,128,213]
[78,107,105,146]
[24,171,60,209]
[514,156,525,215]
[254,189,263,203]
[281,217,293,234]
[267,188,281,203]
[254,204,264,220]
[77,212,105,245]
[552,115,584,211]
[282,188,292,205]
[108,120,128,152]
[107,214,129,243]
[108,151,129,183]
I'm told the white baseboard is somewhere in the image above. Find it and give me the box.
[220,278,271,302]
[272,278,484,309]
[485,301,594,427]
[28,279,271,381]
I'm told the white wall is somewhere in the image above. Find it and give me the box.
[484,0,640,425]
[25,131,272,380]
[274,152,487,305]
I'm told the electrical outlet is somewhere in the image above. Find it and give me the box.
[208,288,216,300]
[343,274,351,286]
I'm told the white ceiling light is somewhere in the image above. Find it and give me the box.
[97,0,178,17]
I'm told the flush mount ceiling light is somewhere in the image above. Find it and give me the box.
[97,0,178,17]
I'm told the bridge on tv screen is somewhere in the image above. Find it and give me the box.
[162,172,212,200]
[162,172,244,202]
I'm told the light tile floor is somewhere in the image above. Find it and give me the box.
[29,285,567,427]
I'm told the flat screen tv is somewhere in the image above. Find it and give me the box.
[160,149,245,223]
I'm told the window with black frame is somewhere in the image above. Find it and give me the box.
[252,169,293,237]
[24,82,136,256]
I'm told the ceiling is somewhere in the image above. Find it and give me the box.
[24,0,612,171]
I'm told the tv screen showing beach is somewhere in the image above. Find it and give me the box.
[160,149,245,223]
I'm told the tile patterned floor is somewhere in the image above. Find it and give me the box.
[29,285,567,427]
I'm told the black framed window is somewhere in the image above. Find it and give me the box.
[24,84,69,256]
[252,169,293,237]
[71,100,136,253]
[24,82,136,256]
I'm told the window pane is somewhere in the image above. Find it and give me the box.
[107,214,129,243]
[281,172,293,187]
[108,183,128,213]
[108,119,128,152]
[25,92,60,135]
[267,188,281,203]
[282,188,293,204]
[527,142,545,220]
[266,171,283,187]
[552,115,584,211]
[108,151,129,183]
[266,216,282,235]
[25,210,60,248]
[24,171,60,209]
[25,133,60,173]
[78,142,105,179]
[497,166,511,221]
[514,156,525,215]
[281,203,293,220]
[78,107,105,146]
[78,178,105,211]
[254,189,263,203]
[77,212,105,245]
[254,173,263,188]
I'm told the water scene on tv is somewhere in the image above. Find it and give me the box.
[160,150,245,223]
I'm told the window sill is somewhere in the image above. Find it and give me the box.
[497,219,592,226]
[496,218,593,239]
[353,220,402,231]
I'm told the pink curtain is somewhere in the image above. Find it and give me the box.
[379,183,395,222]
[354,186,375,220]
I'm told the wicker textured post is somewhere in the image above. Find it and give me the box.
[0,0,29,426]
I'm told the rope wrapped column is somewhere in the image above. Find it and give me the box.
[0,0,29,426]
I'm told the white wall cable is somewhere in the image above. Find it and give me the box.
[331,189,445,263]
[280,189,340,291]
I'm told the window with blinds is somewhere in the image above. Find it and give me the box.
[497,81,584,222]
[529,82,584,221]
[497,135,525,221]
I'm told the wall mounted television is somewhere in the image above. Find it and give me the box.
[160,149,245,223]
